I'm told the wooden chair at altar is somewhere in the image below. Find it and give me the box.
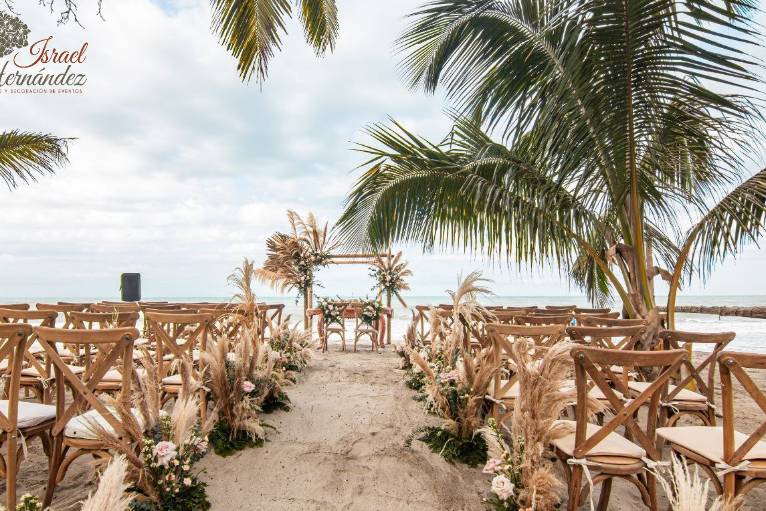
[0,308,63,403]
[658,351,766,502]
[257,304,285,341]
[37,326,141,507]
[0,323,56,509]
[321,302,350,352]
[350,303,388,352]
[646,330,735,427]
[145,311,211,419]
[553,346,685,511]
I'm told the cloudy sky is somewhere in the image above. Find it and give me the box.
[1,0,765,300]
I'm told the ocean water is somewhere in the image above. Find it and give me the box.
[3,295,765,353]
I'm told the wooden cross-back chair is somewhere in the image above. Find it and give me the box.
[567,325,647,386]
[412,306,451,346]
[350,303,384,352]
[69,311,142,377]
[545,305,576,311]
[36,303,87,329]
[321,302,350,352]
[257,303,284,341]
[57,302,93,309]
[145,311,210,418]
[90,303,140,313]
[485,323,568,424]
[0,309,61,403]
[517,314,573,326]
[554,346,686,511]
[578,316,647,328]
[653,330,735,427]
[658,351,766,502]
[0,323,56,509]
[572,312,620,325]
[0,304,29,311]
[36,326,140,507]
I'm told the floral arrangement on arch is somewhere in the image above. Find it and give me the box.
[255,210,336,300]
[359,298,383,327]
[316,297,345,326]
[370,252,412,306]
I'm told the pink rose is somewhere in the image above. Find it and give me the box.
[439,369,459,382]
[242,381,256,393]
[482,458,503,474]
[491,475,514,500]
[153,441,177,467]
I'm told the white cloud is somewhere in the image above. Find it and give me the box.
[1,0,764,301]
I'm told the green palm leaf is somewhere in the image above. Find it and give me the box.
[0,131,69,189]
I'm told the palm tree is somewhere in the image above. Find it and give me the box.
[0,130,69,189]
[337,0,766,345]
[210,0,339,82]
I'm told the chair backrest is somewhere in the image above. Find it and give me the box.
[70,311,140,329]
[567,325,646,350]
[491,310,528,325]
[57,302,94,309]
[36,303,87,329]
[518,314,573,326]
[35,326,139,438]
[660,330,735,404]
[0,304,30,311]
[485,323,567,403]
[573,307,612,314]
[578,316,646,327]
[545,305,576,311]
[571,346,686,461]
[90,303,140,313]
[145,311,211,378]
[718,352,766,477]
[0,323,32,432]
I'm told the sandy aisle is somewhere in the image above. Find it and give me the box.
[199,347,486,510]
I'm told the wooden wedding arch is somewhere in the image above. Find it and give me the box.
[303,251,395,345]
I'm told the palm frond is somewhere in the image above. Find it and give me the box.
[0,130,69,189]
[298,0,338,56]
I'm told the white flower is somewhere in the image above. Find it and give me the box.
[183,477,192,486]
[491,475,514,501]
[154,441,177,468]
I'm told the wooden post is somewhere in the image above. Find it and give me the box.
[303,291,310,331]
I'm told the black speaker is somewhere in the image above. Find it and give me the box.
[120,273,141,302]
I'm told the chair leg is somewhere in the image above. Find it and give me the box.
[646,471,658,511]
[596,477,612,511]
[567,463,583,511]
[43,434,63,507]
[6,433,17,510]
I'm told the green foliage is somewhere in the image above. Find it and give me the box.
[15,494,43,511]
[339,0,766,315]
[209,420,264,457]
[260,389,292,413]
[0,130,69,189]
[405,370,425,391]
[409,426,488,467]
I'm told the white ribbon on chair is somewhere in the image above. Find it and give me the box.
[566,458,597,511]
[715,460,750,477]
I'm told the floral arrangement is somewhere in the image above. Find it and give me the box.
[136,412,210,511]
[84,349,213,511]
[316,297,345,326]
[479,419,526,511]
[255,211,336,300]
[359,298,383,327]
[370,252,412,306]
[203,330,267,457]
[267,317,313,373]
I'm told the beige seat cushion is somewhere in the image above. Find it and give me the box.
[498,380,612,401]
[551,420,646,459]
[657,426,766,464]
[102,368,146,382]
[22,364,85,377]
[64,407,145,440]
[0,400,56,429]
[628,381,706,403]
[162,373,183,386]
[326,325,345,332]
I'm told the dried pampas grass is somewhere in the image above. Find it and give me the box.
[656,455,742,511]
[80,455,133,511]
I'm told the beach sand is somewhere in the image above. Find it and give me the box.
[4,348,766,510]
